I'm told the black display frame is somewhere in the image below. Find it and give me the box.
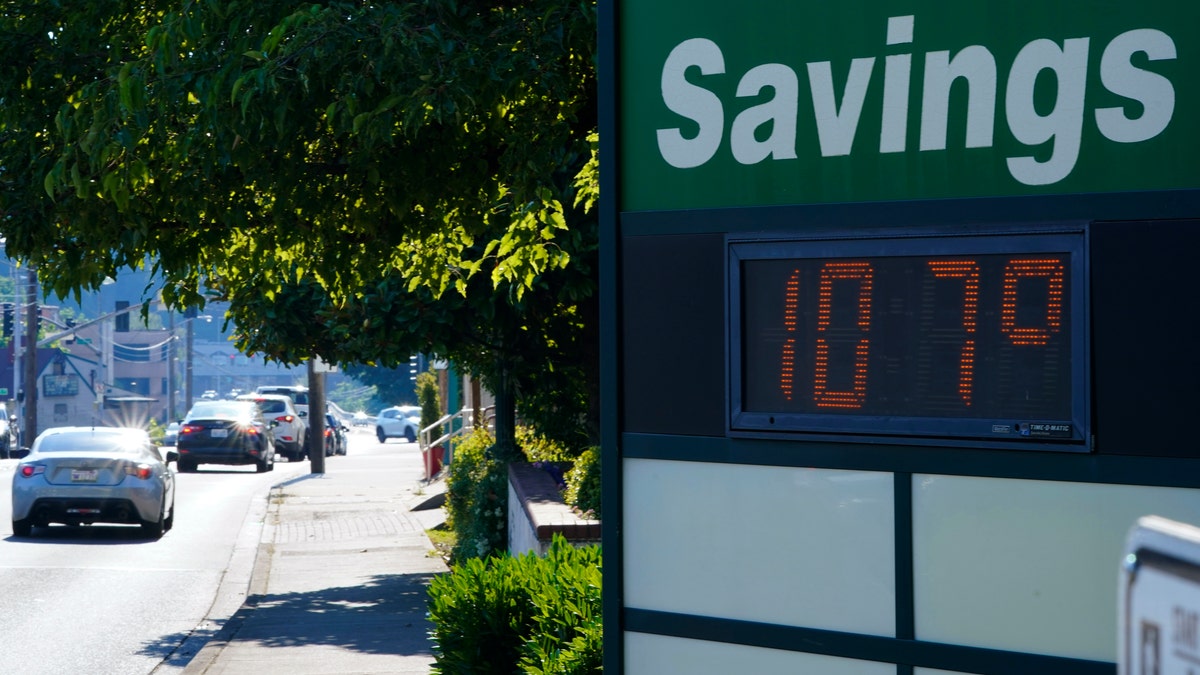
[728,226,1091,451]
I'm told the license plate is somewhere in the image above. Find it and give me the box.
[71,469,99,482]
[211,428,228,438]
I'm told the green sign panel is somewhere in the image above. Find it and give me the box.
[619,1,1199,211]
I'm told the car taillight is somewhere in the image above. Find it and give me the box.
[125,464,153,480]
[324,428,332,437]
[19,464,45,478]
[246,426,260,436]
[180,424,203,435]
[275,415,295,423]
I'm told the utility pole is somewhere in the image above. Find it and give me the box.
[307,359,326,474]
[22,267,37,443]
[166,312,177,421]
[185,315,194,413]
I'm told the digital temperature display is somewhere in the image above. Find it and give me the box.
[731,232,1087,446]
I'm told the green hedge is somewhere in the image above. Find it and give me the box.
[428,536,602,674]
[445,428,508,561]
[563,446,600,520]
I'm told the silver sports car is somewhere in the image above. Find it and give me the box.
[11,427,177,539]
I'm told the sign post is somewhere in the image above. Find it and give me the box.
[1121,516,1200,675]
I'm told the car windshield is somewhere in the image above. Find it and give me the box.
[259,388,307,405]
[256,400,287,414]
[35,430,144,454]
[187,401,254,420]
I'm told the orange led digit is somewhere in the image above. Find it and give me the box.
[812,262,873,409]
[1001,258,1065,346]
[928,260,979,406]
[780,270,801,401]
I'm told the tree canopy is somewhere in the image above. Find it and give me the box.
[0,0,599,446]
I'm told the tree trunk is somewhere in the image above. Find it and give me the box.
[489,360,520,462]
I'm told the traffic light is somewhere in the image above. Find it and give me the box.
[2,303,12,338]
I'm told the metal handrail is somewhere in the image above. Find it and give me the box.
[418,406,494,479]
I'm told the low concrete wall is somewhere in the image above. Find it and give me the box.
[508,462,601,556]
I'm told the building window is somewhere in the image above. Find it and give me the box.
[113,378,151,396]
[115,300,130,332]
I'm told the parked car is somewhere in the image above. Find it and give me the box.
[0,406,14,459]
[237,394,308,462]
[11,426,177,539]
[323,413,348,456]
[176,400,276,473]
[376,406,420,443]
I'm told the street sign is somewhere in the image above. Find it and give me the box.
[312,357,338,373]
[1121,516,1200,675]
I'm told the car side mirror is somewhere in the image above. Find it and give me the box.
[165,450,180,464]
[298,411,307,418]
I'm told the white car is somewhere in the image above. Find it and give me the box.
[11,427,177,539]
[375,406,420,443]
[237,394,309,462]
[253,386,312,454]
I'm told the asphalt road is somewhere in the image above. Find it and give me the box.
[0,431,386,675]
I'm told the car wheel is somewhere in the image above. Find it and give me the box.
[256,458,269,473]
[164,500,175,532]
[12,518,32,537]
[141,505,166,539]
[177,458,196,473]
[376,427,387,444]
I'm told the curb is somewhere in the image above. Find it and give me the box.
[165,481,281,674]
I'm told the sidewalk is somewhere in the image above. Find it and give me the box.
[183,443,450,675]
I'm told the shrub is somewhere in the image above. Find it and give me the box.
[416,369,442,440]
[146,418,164,444]
[563,446,601,520]
[445,428,508,561]
[517,426,574,463]
[518,540,603,674]
[428,536,602,675]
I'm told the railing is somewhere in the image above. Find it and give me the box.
[419,406,494,480]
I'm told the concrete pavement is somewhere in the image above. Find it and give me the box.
[180,438,449,674]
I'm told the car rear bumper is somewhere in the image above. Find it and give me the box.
[177,444,268,466]
[12,481,164,523]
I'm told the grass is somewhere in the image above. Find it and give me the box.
[427,523,455,562]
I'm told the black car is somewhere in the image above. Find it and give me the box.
[176,400,276,473]
[323,413,349,457]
